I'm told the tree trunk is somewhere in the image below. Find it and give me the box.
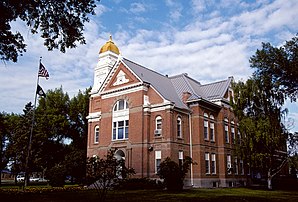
[267,170,272,190]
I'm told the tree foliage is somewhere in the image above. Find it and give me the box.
[232,35,298,189]
[86,150,135,202]
[250,34,298,102]
[157,156,193,191]
[0,0,99,62]
[2,86,90,185]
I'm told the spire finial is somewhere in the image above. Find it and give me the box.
[109,35,112,41]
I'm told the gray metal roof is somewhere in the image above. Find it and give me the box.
[122,58,187,109]
[122,58,232,109]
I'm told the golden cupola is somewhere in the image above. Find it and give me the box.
[99,35,120,55]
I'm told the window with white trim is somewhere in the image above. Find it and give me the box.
[227,154,232,174]
[231,127,235,144]
[204,120,209,140]
[210,115,215,142]
[205,153,210,174]
[224,118,229,143]
[231,121,235,144]
[177,117,182,138]
[237,130,241,144]
[155,151,161,173]
[179,151,183,167]
[234,158,238,175]
[112,99,129,140]
[240,159,244,175]
[155,116,162,136]
[211,153,216,174]
[94,125,99,143]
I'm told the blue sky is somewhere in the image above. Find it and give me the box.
[0,0,297,131]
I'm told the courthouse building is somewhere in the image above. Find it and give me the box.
[87,36,246,187]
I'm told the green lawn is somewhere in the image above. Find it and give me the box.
[0,187,297,201]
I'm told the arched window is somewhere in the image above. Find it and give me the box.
[155,116,162,136]
[177,117,182,138]
[94,125,99,143]
[112,99,129,140]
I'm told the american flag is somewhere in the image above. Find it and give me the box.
[38,62,49,79]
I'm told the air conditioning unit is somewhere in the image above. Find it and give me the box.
[154,129,162,136]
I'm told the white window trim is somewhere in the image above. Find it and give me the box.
[94,125,99,143]
[204,120,209,140]
[211,153,216,174]
[177,117,182,138]
[205,152,210,174]
[155,151,161,173]
[112,100,129,141]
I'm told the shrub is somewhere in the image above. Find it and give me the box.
[158,156,193,191]
[45,164,66,187]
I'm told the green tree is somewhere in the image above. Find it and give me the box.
[233,35,298,189]
[86,150,135,202]
[0,0,100,62]
[157,156,193,191]
[64,88,90,183]
[250,34,298,102]
[233,77,290,190]
[0,112,9,186]
[36,87,90,183]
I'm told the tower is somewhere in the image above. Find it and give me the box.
[91,35,120,94]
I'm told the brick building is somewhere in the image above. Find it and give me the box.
[87,36,246,187]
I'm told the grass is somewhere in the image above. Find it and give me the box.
[0,186,297,201]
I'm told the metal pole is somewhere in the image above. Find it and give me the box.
[24,57,41,187]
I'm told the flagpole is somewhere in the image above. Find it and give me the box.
[24,57,42,187]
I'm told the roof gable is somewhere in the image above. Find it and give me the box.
[102,61,142,92]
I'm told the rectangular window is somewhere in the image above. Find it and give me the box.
[211,153,216,174]
[240,160,244,175]
[95,126,99,143]
[225,125,229,143]
[227,154,232,174]
[204,120,209,140]
[205,153,210,174]
[177,118,182,138]
[179,151,183,167]
[113,120,129,140]
[113,122,117,140]
[210,122,215,141]
[155,151,161,173]
[125,120,129,138]
[156,119,162,130]
[231,127,235,144]
[234,158,238,175]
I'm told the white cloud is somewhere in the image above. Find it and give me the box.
[130,2,147,13]
[1,0,297,115]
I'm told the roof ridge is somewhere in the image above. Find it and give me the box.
[200,78,228,87]
[123,57,168,79]
[181,74,201,98]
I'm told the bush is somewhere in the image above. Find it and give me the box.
[115,178,164,190]
[158,157,193,191]
[45,164,66,187]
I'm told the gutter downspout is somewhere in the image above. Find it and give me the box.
[189,112,194,186]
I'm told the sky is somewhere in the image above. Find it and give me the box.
[0,0,297,132]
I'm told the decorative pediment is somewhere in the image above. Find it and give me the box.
[103,62,141,92]
[113,70,129,86]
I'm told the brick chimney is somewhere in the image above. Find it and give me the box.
[182,92,191,104]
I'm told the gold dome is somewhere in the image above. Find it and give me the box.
[99,35,120,55]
